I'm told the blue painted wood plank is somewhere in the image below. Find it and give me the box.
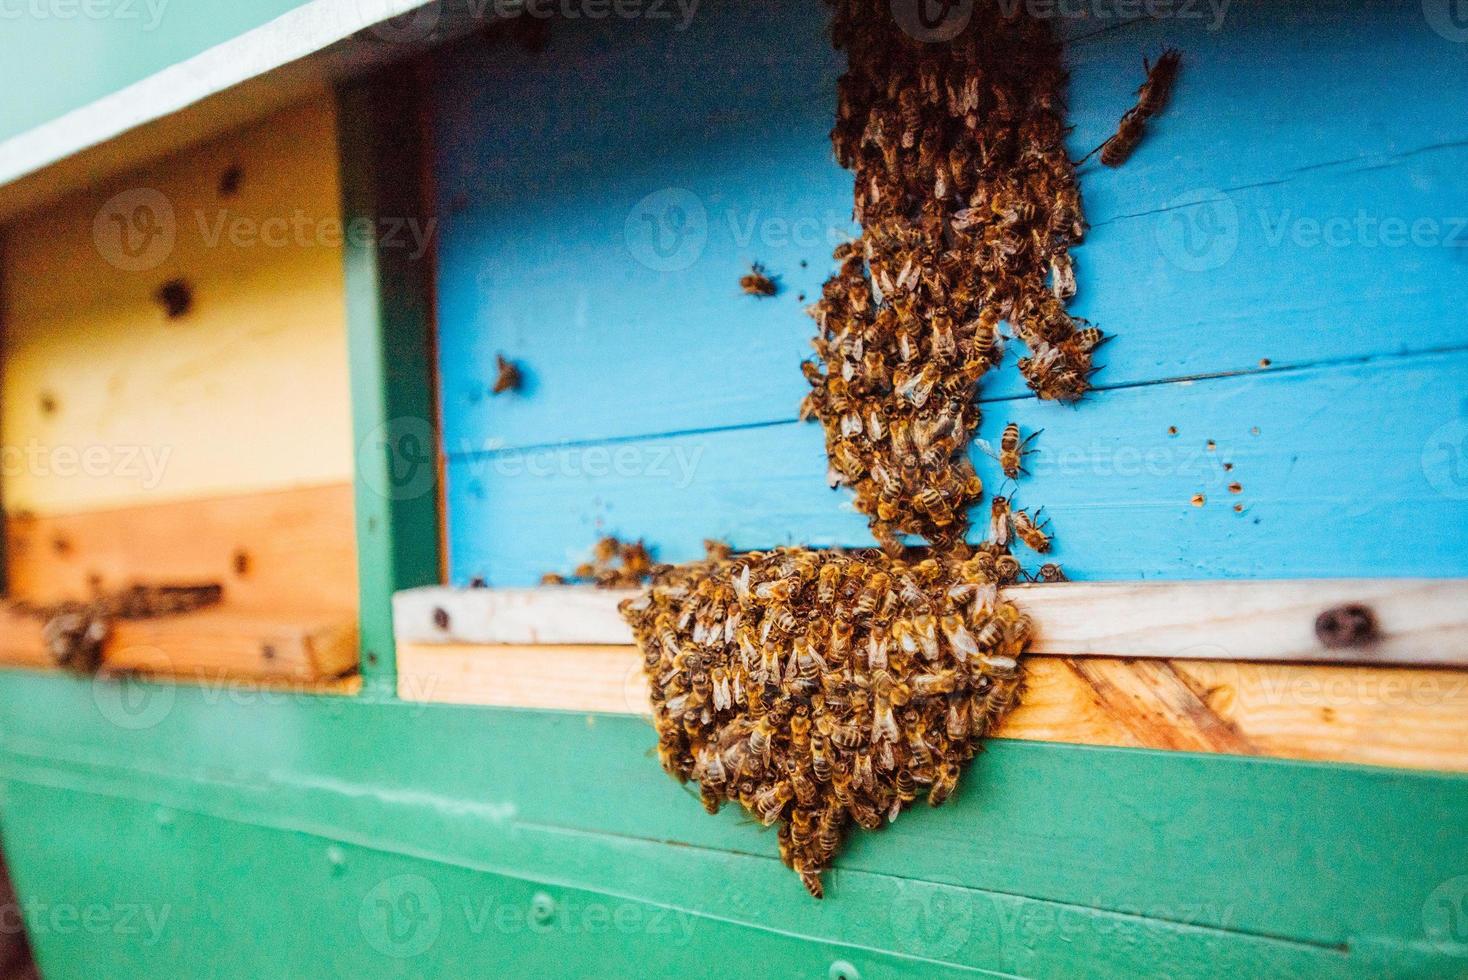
[430,0,1468,454]
[445,349,1468,585]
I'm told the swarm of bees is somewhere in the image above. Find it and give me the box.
[7,583,223,674]
[619,2,1110,898]
[620,542,1026,898]
[542,535,657,588]
[802,0,1104,553]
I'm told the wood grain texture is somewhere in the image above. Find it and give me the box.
[445,350,1468,585]
[0,604,358,682]
[394,642,1468,773]
[429,0,1468,458]
[0,98,354,515]
[3,482,358,615]
[394,579,1468,666]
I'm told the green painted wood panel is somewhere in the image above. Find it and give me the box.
[0,670,1464,977]
[339,69,442,692]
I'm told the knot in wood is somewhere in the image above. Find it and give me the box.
[1314,604,1378,649]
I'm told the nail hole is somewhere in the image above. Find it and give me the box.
[232,550,251,576]
[1314,604,1378,649]
[154,279,194,319]
[218,163,244,198]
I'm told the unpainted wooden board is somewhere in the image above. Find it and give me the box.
[430,0,1468,453]
[445,350,1468,585]
[0,604,358,682]
[394,579,1468,666]
[3,482,358,615]
[1,99,354,515]
[394,642,1468,773]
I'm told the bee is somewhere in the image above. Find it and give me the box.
[1097,50,1182,168]
[1011,507,1052,553]
[993,423,1040,480]
[928,762,960,806]
[492,353,522,395]
[1033,562,1068,583]
[741,262,779,297]
[988,495,1011,546]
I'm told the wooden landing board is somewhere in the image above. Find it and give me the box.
[395,643,1468,774]
[0,605,358,683]
[4,482,359,616]
[394,579,1468,667]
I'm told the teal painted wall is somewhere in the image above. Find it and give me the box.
[0,0,310,143]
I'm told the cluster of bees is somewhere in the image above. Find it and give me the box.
[541,535,655,589]
[802,0,1100,552]
[620,2,1148,897]
[8,583,223,673]
[620,543,1026,898]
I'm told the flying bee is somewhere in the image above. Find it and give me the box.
[1011,507,1053,553]
[491,353,522,395]
[740,262,779,297]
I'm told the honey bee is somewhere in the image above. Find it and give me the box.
[741,262,779,297]
[1033,562,1068,583]
[492,353,522,395]
[988,495,1011,546]
[994,422,1040,480]
[1097,49,1182,167]
[1011,507,1052,553]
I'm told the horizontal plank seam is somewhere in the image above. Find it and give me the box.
[442,344,1468,459]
